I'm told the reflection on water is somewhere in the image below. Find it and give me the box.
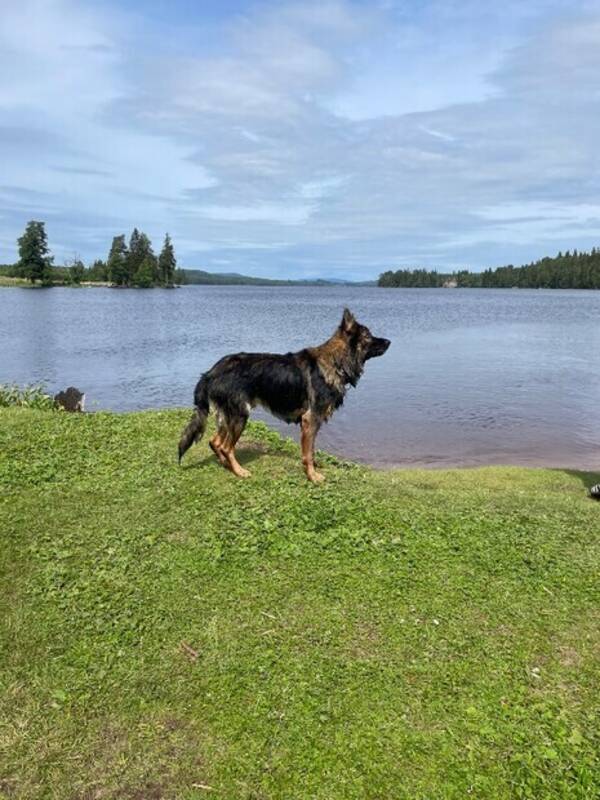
[1,285,600,469]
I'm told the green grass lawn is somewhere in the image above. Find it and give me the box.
[1,407,599,799]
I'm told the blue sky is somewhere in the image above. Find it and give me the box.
[1,0,599,279]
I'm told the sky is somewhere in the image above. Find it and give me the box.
[1,0,600,280]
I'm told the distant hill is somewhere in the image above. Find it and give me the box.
[179,269,373,286]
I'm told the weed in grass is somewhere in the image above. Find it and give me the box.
[0,384,54,410]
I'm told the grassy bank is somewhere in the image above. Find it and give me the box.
[1,408,599,799]
[0,276,31,287]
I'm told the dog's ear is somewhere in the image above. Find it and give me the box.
[340,308,356,333]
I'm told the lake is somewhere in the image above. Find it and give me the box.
[1,285,600,469]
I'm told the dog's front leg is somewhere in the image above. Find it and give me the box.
[301,411,324,483]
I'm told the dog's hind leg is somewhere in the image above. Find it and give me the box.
[220,414,251,478]
[209,411,229,468]
[301,411,324,483]
[209,433,229,467]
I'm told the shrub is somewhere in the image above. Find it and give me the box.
[0,384,54,410]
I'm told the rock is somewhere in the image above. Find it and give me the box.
[54,387,85,412]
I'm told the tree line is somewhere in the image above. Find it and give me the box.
[1,220,182,287]
[103,228,178,287]
[378,247,600,289]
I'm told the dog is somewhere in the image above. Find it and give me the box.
[178,308,390,482]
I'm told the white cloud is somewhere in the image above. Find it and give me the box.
[194,203,312,224]
[1,0,599,276]
[478,202,600,224]
[0,0,212,261]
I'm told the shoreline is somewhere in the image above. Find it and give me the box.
[22,404,600,475]
[3,278,600,291]
[372,455,600,472]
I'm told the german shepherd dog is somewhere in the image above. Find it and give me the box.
[178,309,390,482]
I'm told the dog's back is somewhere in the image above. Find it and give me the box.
[206,351,310,424]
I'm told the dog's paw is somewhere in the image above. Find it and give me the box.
[308,471,325,484]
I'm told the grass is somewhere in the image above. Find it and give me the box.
[1,407,599,800]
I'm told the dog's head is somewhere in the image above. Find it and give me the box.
[339,308,391,361]
[333,308,390,386]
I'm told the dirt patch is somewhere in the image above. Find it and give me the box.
[123,782,163,800]
[161,717,185,734]
[64,717,209,800]
[238,441,270,454]
[558,645,582,668]
[0,777,16,798]
[347,620,381,660]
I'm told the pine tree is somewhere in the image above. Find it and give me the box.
[128,229,157,285]
[88,259,108,282]
[158,233,176,286]
[107,235,129,286]
[126,228,142,284]
[377,244,600,289]
[133,256,156,288]
[67,258,85,285]
[17,221,53,284]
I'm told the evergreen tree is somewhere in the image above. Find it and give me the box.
[158,233,176,286]
[88,259,108,282]
[377,245,600,289]
[66,258,85,285]
[128,229,157,285]
[17,221,53,284]
[126,228,142,283]
[107,235,129,286]
[133,256,156,288]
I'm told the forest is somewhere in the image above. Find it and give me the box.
[378,247,600,289]
[1,221,180,287]
[0,221,345,287]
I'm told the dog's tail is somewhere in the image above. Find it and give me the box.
[178,374,211,464]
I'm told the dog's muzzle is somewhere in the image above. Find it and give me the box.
[368,337,391,359]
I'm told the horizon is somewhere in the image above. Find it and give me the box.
[1,1,599,280]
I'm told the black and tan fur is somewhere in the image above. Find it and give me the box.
[178,308,390,482]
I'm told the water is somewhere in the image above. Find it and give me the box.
[1,285,600,469]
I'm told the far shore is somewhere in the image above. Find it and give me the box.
[5,280,599,291]
[0,282,287,290]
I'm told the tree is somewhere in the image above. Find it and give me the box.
[158,233,176,286]
[88,259,108,282]
[65,257,85,285]
[133,256,156,288]
[17,221,53,284]
[126,228,142,284]
[377,245,600,290]
[128,229,157,284]
[107,235,129,286]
